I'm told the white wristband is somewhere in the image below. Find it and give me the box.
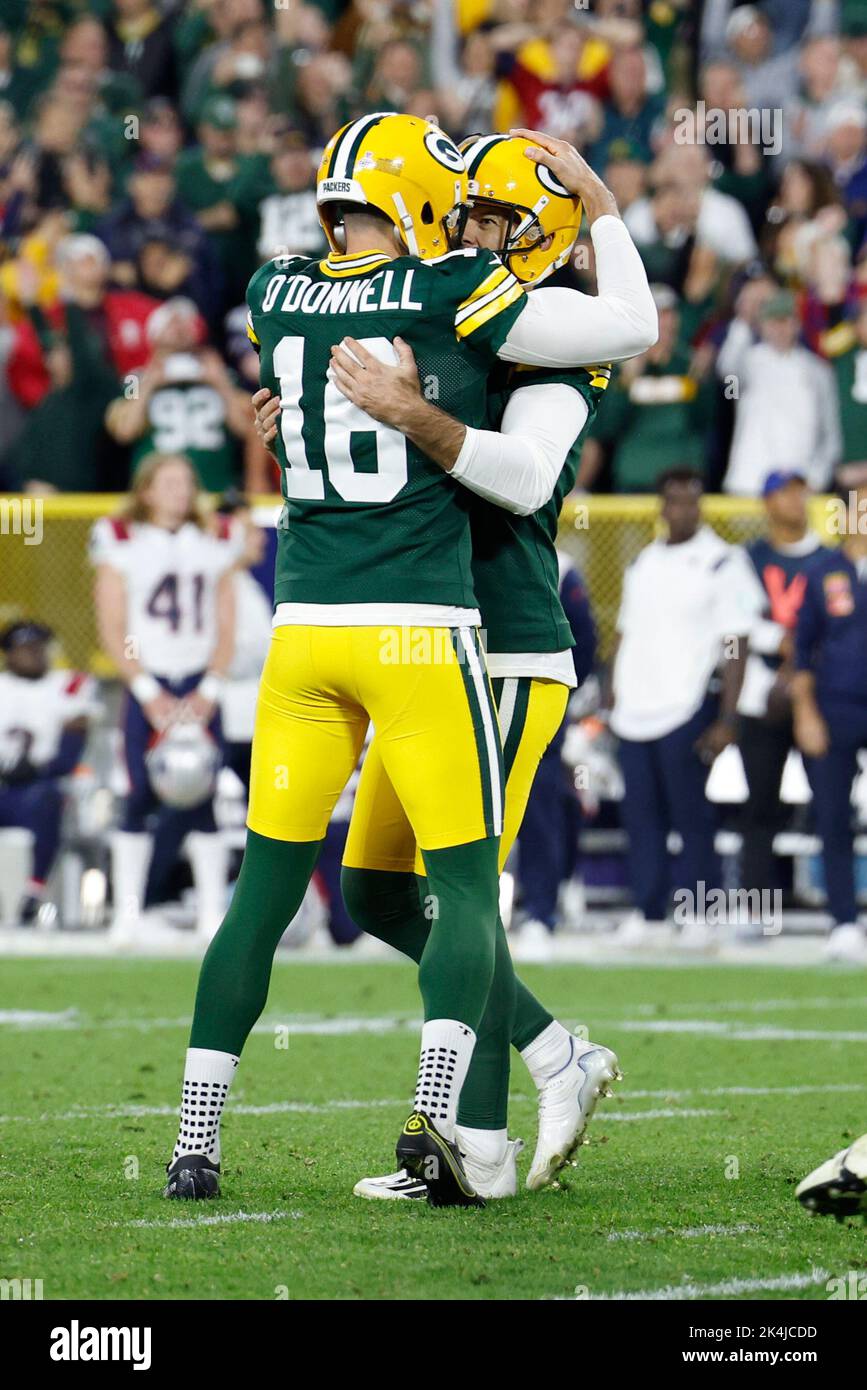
[198,673,223,703]
[131,673,161,705]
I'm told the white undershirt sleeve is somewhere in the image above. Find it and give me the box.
[450,382,589,516]
[498,216,658,367]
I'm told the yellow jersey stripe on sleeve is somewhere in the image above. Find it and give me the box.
[455,277,524,339]
[246,311,260,347]
[455,272,519,328]
[455,264,512,320]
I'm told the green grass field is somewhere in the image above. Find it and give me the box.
[1,956,866,1301]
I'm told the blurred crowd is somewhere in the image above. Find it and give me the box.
[0,0,867,498]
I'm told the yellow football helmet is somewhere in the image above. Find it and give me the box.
[316,112,469,261]
[459,134,583,286]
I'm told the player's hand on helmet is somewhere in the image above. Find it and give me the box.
[143,690,181,732]
[252,388,281,452]
[329,336,421,429]
[511,127,619,224]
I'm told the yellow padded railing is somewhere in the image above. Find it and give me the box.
[0,493,840,671]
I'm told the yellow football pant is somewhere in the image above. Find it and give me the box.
[247,624,503,850]
[343,674,569,873]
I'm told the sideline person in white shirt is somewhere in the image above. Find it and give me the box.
[608,468,756,944]
[717,288,841,496]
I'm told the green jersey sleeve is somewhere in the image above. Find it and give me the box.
[427,248,527,358]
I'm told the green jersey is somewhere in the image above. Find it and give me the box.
[133,373,241,492]
[246,248,526,613]
[824,324,867,464]
[469,363,608,655]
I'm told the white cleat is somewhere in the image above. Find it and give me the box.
[613,911,660,949]
[353,1138,525,1201]
[526,1040,621,1191]
[824,924,867,963]
[353,1168,428,1201]
[796,1133,867,1219]
[677,919,718,953]
[513,919,554,963]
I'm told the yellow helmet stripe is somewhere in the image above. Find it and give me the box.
[327,111,392,180]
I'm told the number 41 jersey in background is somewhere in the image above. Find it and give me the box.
[245,246,526,622]
[89,516,243,679]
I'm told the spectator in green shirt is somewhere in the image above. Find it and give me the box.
[174,94,269,310]
[823,300,867,466]
[104,295,250,493]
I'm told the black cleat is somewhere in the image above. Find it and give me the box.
[16,894,42,927]
[164,1153,221,1200]
[396,1111,485,1209]
[796,1135,867,1219]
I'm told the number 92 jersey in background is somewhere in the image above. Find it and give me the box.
[89,515,244,678]
[245,247,526,617]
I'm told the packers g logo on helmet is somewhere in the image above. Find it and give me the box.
[459,134,583,286]
[316,112,469,261]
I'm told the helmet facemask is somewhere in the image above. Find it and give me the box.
[463,195,576,282]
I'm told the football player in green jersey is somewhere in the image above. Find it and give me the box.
[255,130,654,1197]
[334,131,635,1198]
[165,115,656,1208]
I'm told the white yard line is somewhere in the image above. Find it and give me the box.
[123,1210,302,1229]
[624,996,867,1017]
[607,1222,756,1243]
[599,1107,719,1123]
[0,1008,80,1027]
[624,1082,867,1100]
[557,1268,831,1301]
[0,1099,724,1126]
[0,1012,418,1035]
[619,1021,867,1042]
[0,1098,405,1124]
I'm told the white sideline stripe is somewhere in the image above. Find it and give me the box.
[0,1098,403,1124]
[607,1222,756,1244]
[585,1268,831,1301]
[620,1020,867,1043]
[602,1108,718,1123]
[0,1100,720,1126]
[4,1082,860,1126]
[0,1012,417,1036]
[0,1008,79,1027]
[124,1210,302,1230]
[548,1268,832,1302]
[626,1082,867,1100]
[626,995,867,1017]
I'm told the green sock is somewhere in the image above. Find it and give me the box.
[454,920,516,1129]
[417,838,500,1031]
[512,979,555,1053]
[190,830,321,1055]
